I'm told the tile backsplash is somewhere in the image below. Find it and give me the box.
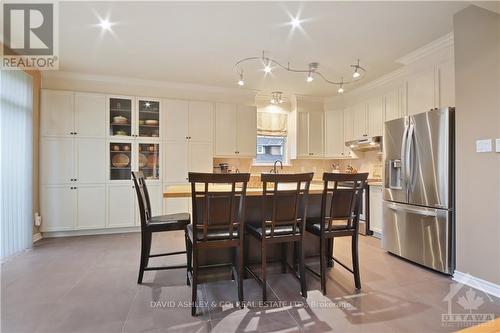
[214,151,382,180]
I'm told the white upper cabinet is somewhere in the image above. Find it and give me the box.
[188,101,213,142]
[437,59,455,108]
[41,90,75,137]
[352,103,368,139]
[215,103,237,156]
[406,66,436,115]
[384,88,402,122]
[367,97,384,137]
[215,104,256,157]
[343,108,354,142]
[325,109,345,158]
[236,106,257,157]
[164,99,189,141]
[297,111,324,158]
[75,93,106,138]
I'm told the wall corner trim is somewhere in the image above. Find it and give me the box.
[453,271,500,298]
[396,32,454,66]
[32,232,42,244]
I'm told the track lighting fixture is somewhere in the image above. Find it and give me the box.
[237,71,244,86]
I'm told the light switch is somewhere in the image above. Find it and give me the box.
[476,139,493,153]
[496,138,500,153]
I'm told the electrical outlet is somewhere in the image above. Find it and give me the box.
[34,212,42,226]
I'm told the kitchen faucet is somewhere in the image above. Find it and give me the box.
[270,160,283,174]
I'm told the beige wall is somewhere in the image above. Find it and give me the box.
[454,6,500,284]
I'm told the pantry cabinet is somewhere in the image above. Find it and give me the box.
[41,90,75,137]
[75,93,106,138]
[297,111,324,158]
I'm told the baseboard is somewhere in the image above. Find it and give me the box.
[371,230,382,239]
[453,271,500,298]
[32,232,43,243]
[42,226,140,238]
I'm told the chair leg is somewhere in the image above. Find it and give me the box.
[261,242,267,302]
[319,236,327,295]
[243,234,249,279]
[238,240,244,309]
[298,239,307,299]
[352,234,361,289]
[185,231,192,286]
[137,231,152,284]
[191,247,198,316]
[327,239,334,268]
[281,243,287,274]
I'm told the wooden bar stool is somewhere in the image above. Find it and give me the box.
[132,171,191,284]
[245,173,314,302]
[305,172,368,294]
[187,172,250,316]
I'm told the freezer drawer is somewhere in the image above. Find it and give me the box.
[382,201,453,274]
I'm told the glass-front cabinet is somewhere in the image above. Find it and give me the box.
[109,142,132,180]
[109,97,133,137]
[108,141,161,182]
[138,143,160,180]
[137,99,160,138]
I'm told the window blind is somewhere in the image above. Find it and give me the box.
[257,112,287,137]
[0,70,33,260]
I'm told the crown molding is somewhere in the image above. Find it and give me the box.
[396,32,454,66]
[42,71,257,96]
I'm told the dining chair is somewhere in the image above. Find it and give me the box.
[305,172,368,294]
[132,171,191,284]
[187,172,250,316]
[245,173,314,302]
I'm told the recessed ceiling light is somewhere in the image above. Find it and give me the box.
[99,19,112,31]
[291,17,301,28]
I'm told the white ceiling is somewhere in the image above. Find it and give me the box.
[59,1,469,97]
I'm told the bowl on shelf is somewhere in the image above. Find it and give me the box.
[112,145,120,151]
[114,130,128,136]
[138,153,148,168]
[145,119,159,125]
[112,116,128,124]
[123,145,130,151]
[112,154,130,168]
[148,145,156,152]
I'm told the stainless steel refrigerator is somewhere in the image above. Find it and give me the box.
[382,107,454,274]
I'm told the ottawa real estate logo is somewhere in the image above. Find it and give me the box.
[2,2,58,70]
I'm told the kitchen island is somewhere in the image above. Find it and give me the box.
[163,178,381,270]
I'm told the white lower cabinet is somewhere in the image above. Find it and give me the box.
[107,184,136,228]
[76,185,106,229]
[369,185,383,237]
[41,186,76,232]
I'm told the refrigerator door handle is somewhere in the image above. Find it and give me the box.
[405,118,415,190]
[400,118,409,189]
[385,202,438,217]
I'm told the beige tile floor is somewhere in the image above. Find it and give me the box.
[2,231,499,333]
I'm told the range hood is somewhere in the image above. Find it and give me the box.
[345,136,382,152]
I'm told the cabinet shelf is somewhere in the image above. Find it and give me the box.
[110,109,132,112]
[138,124,159,128]
[110,150,131,153]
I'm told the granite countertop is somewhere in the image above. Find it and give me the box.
[163,178,383,198]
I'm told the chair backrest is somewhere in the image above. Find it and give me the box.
[189,172,251,242]
[320,173,368,232]
[132,171,151,229]
[260,173,314,238]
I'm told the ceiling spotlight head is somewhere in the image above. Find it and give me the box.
[338,86,344,94]
[353,71,361,79]
[306,74,314,82]
[264,65,272,73]
[237,72,245,86]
